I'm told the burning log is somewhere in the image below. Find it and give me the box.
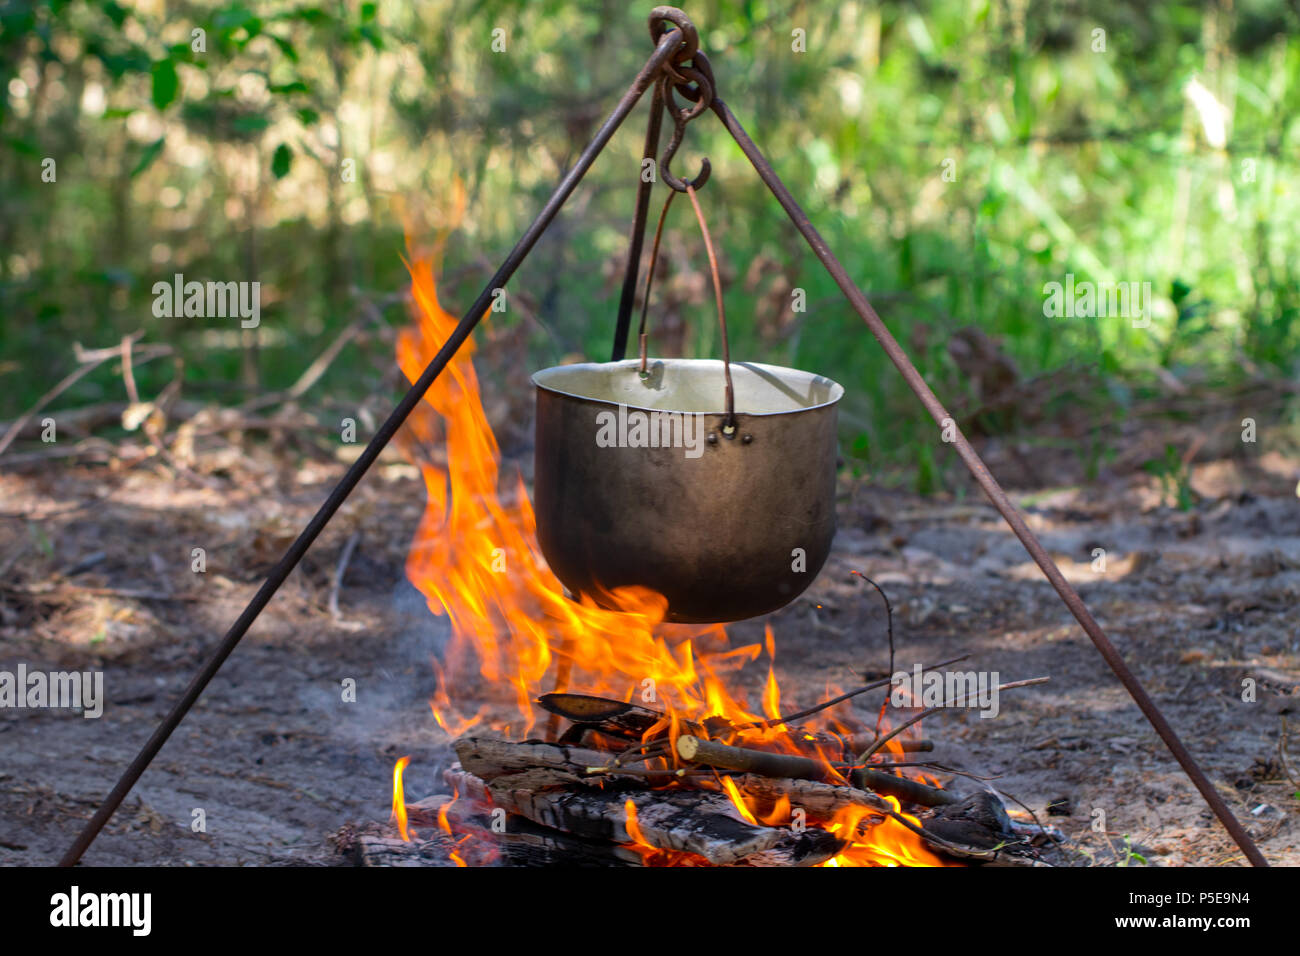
[449,801,647,866]
[453,736,646,783]
[445,767,835,865]
[431,671,1058,867]
[675,734,826,779]
[919,791,1025,860]
[670,736,956,808]
[851,768,958,807]
[732,829,843,866]
[732,774,890,817]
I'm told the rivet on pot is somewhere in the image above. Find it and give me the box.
[742,433,753,444]
[707,433,718,445]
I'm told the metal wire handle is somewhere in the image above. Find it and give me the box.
[635,183,736,434]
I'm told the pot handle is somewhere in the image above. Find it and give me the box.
[636,184,736,434]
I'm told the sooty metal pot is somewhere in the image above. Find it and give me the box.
[532,358,844,623]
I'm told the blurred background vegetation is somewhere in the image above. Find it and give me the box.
[2,0,1298,491]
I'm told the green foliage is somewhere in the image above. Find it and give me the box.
[1117,834,1148,867]
[271,142,293,179]
[1143,442,1196,511]
[149,58,178,110]
[1,0,1299,493]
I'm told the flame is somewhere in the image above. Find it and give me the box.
[721,777,760,825]
[821,797,947,867]
[392,221,948,866]
[621,798,708,866]
[761,625,781,723]
[623,798,649,844]
[396,251,787,739]
[391,756,413,842]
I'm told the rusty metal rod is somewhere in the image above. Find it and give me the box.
[707,91,1268,867]
[57,28,686,868]
[611,83,665,361]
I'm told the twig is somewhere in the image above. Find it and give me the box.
[855,737,933,754]
[1279,717,1300,791]
[676,735,825,780]
[0,333,156,455]
[851,570,895,679]
[858,677,1051,763]
[120,335,141,403]
[582,765,701,778]
[754,654,970,728]
[0,582,202,602]
[851,768,957,806]
[238,291,401,414]
[328,531,361,623]
[611,740,671,768]
[118,336,220,489]
[993,785,1067,845]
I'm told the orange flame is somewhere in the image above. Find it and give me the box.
[391,756,413,842]
[393,218,948,866]
[821,797,947,867]
[396,251,784,739]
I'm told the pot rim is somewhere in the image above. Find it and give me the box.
[531,358,844,418]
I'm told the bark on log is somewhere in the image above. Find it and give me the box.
[852,768,958,807]
[733,828,844,866]
[916,791,1051,864]
[332,822,462,867]
[732,774,891,818]
[446,767,790,865]
[453,735,639,781]
[676,735,826,779]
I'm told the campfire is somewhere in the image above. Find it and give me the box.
[50,6,1267,871]
[361,252,1057,867]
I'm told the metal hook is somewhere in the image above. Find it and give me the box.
[657,61,714,193]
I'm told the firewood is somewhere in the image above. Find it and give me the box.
[453,735,634,781]
[430,785,843,866]
[851,737,934,754]
[851,768,958,807]
[676,734,826,779]
[446,767,788,865]
[448,800,646,866]
[732,774,891,818]
[355,833,455,867]
[734,828,844,866]
[920,791,1028,862]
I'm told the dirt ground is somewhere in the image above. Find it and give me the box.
[1,401,1297,867]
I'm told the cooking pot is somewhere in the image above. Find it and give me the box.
[532,357,843,622]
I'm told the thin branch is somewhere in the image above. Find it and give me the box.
[0,332,165,455]
[851,570,895,679]
[858,677,1051,763]
[754,654,970,728]
[328,531,362,623]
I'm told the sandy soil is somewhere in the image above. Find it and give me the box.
[1,412,1297,867]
